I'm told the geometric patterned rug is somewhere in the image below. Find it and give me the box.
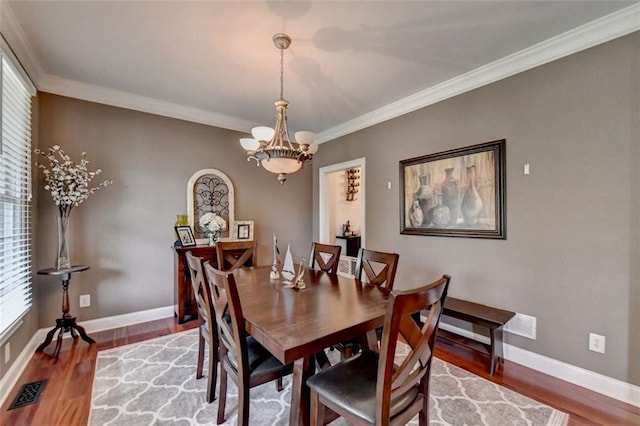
[89,330,569,425]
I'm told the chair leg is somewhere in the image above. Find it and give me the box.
[275,377,284,392]
[418,367,431,426]
[238,378,251,426]
[310,391,325,426]
[196,332,205,379]
[340,345,353,361]
[206,341,217,403]
[217,366,228,424]
[315,350,331,370]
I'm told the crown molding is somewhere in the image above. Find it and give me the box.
[2,2,638,139]
[0,0,44,89]
[38,73,255,132]
[2,0,255,132]
[315,3,640,144]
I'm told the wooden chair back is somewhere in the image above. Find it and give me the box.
[185,251,219,402]
[185,251,215,328]
[376,275,451,424]
[202,262,251,380]
[216,240,257,271]
[308,242,342,274]
[355,248,399,290]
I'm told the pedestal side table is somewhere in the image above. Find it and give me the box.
[36,265,94,357]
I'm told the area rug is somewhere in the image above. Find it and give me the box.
[89,330,568,425]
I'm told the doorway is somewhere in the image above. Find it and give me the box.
[318,158,366,252]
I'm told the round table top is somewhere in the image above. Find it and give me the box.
[37,265,90,276]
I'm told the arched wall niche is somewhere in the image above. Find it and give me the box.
[187,168,235,243]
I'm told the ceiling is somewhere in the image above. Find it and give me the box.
[2,1,638,143]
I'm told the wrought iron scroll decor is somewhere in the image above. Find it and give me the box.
[187,169,235,243]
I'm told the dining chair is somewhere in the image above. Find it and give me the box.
[355,248,400,290]
[308,242,342,274]
[184,251,219,403]
[307,274,451,426]
[216,240,258,271]
[333,248,401,360]
[203,262,293,426]
[215,239,285,389]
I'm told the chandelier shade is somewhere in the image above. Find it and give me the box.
[240,33,318,184]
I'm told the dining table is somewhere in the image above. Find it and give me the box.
[231,265,391,426]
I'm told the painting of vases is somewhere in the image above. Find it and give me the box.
[415,173,436,226]
[461,165,483,225]
[400,140,506,239]
[440,167,460,226]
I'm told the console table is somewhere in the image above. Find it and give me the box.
[173,245,218,323]
[335,235,361,257]
[36,265,93,358]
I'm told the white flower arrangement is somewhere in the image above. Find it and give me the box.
[35,145,112,212]
[199,212,227,234]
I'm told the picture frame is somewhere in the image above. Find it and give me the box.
[175,225,197,247]
[399,139,506,239]
[232,220,254,240]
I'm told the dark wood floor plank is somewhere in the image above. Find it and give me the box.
[1,317,638,425]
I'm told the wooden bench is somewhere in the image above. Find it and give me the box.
[436,297,515,375]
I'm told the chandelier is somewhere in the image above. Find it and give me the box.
[240,33,318,184]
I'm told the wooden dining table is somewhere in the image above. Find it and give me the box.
[231,265,391,426]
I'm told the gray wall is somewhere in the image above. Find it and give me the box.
[0,93,313,379]
[313,32,639,384]
[34,94,313,324]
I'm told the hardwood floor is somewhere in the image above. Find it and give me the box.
[1,317,638,425]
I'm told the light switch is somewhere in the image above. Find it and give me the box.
[524,163,530,175]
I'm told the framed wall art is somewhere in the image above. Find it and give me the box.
[175,225,197,247]
[187,168,235,244]
[232,220,254,240]
[399,139,506,239]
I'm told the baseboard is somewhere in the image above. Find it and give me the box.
[3,309,639,410]
[76,305,175,334]
[505,344,640,408]
[439,322,640,408]
[0,305,174,408]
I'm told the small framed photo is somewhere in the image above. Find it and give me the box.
[233,220,254,240]
[175,226,196,247]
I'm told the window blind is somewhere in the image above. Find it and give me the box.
[0,50,33,339]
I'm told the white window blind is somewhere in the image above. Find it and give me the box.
[0,49,33,339]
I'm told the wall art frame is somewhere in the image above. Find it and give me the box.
[233,220,254,240]
[187,168,235,245]
[175,226,197,247]
[399,139,506,239]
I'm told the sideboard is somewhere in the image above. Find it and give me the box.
[173,244,218,323]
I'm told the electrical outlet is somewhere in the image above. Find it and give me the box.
[589,333,605,354]
[79,294,91,308]
[4,342,10,364]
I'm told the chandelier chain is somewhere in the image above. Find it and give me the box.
[280,46,284,101]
